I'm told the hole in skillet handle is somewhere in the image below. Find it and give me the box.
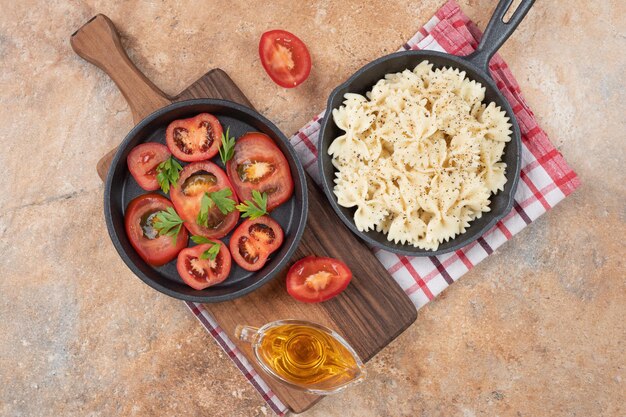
[317,48,523,257]
[465,0,535,73]
[104,99,308,303]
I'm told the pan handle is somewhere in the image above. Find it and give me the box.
[465,0,535,73]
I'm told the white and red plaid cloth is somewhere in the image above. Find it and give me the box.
[186,1,580,414]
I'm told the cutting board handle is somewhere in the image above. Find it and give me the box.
[70,14,171,122]
[70,14,173,180]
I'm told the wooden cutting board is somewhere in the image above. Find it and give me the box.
[71,15,417,414]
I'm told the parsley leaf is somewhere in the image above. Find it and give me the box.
[156,156,183,194]
[190,235,214,245]
[235,190,268,220]
[196,193,214,227]
[153,207,185,244]
[210,188,236,215]
[200,244,221,260]
[218,126,236,164]
[190,235,220,261]
[196,189,237,226]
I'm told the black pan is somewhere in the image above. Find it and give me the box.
[105,99,308,302]
[318,0,533,256]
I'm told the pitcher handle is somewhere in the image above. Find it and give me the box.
[235,325,260,344]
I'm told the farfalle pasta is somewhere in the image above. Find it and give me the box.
[329,61,512,250]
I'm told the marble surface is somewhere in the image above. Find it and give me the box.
[1,0,624,416]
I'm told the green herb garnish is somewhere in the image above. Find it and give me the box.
[196,189,237,226]
[200,245,220,260]
[156,156,183,194]
[218,126,236,164]
[210,188,237,214]
[196,193,213,227]
[190,235,220,261]
[153,207,185,244]
[235,190,268,220]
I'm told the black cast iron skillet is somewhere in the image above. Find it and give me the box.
[318,0,534,256]
[105,99,308,302]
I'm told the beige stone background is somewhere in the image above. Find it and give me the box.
[1,0,624,416]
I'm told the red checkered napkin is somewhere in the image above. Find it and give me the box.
[187,1,580,414]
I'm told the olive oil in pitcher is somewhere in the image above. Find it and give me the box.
[235,320,366,394]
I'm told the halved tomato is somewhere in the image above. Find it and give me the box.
[286,257,352,303]
[165,113,223,162]
[259,29,311,88]
[229,216,284,271]
[124,194,188,266]
[127,143,171,191]
[226,132,294,211]
[176,241,231,290]
[170,161,239,238]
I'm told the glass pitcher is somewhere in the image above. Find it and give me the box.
[235,319,366,394]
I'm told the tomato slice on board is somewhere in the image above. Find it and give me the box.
[286,257,352,303]
[176,241,231,290]
[124,194,188,266]
[127,143,171,191]
[226,132,294,211]
[165,113,223,162]
[229,216,284,271]
[170,161,240,239]
[259,29,311,88]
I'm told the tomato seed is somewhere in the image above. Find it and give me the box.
[238,236,259,264]
[173,127,193,154]
[249,223,275,244]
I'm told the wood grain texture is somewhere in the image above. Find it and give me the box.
[73,14,416,414]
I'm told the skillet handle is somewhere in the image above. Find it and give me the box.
[465,0,535,73]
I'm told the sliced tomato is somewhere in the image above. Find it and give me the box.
[286,257,352,303]
[127,143,171,191]
[229,216,284,271]
[176,241,231,290]
[259,29,311,88]
[170,161,239,239]
[124,194,188,266]
[226,132,294,211]
[165,113,223,162]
